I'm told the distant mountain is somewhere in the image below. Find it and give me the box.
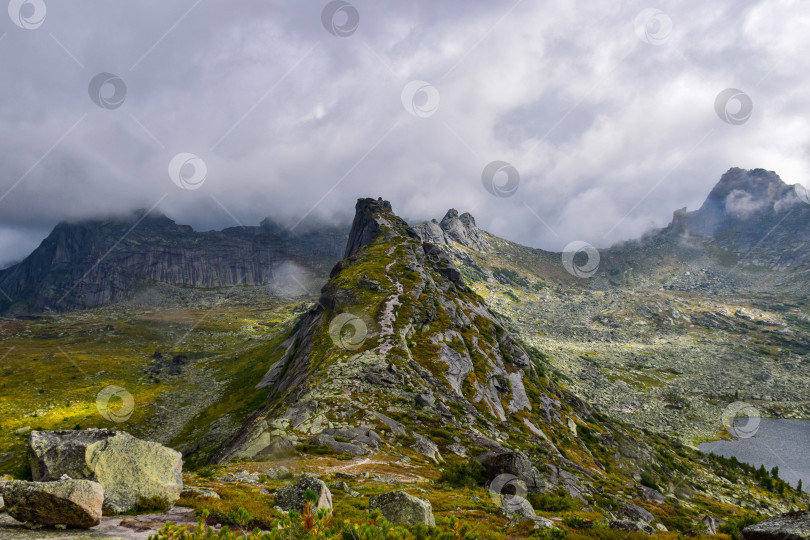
[3,167,808,314]
[0,210,348,312]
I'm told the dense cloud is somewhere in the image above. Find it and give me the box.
[0,0,808,267]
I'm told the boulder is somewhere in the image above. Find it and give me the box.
[369,490,435,526]
[180,487,220,500]
[413,433,443,463]
[28,429,182,513]
[2,479,103,528]
[373,412,406,435]
[608,520,654,534]
[309,434,368,456]
[700,515,722,535]
[265,466,294,480]
[489,476,553,527]
[478,451,545,492]
[255,436,297,458]
[275,478,332,513]
[497,495,535,520]
[623,503,654,523]
[742,511,810,539]
[640,486,666,503]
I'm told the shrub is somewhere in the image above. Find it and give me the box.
[718,513,764,540]
[196,466,217,479]
[136,495,170,513]
[436,458,485,488]
[561,514,589,529]
[528,490,581,512]
[639,470,658,490]
[531,527,568,539]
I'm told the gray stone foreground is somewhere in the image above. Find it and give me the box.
[0,507,199,539]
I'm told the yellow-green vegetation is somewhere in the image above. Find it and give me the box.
[164,462,735,539]
[0,297,307,474]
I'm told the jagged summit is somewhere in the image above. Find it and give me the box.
[669,167,802,237]
[414,208,491,252]
[344,197,418,258]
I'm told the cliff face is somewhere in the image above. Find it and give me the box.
[0,210,348,312]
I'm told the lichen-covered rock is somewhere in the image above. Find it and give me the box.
[412,433,442,463]
[498,495,535,521]
[309,427,382,456]
[623,503,654,523]
[265,466,294,480]
[640,486,666,503]
[369,490,435,526]
[180,487,220,500]
[2,479,103,528]
[28,429,182,513]
[309,434,368,456]
[741,511,810,539]
[608,520,654,534]
[275,478,332,513]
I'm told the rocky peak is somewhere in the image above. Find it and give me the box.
[668,168,801,237]
[414,208,491,252]
[344,198,417,258]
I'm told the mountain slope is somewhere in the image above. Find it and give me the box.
[209,197,803,525]
[409,168,810,445]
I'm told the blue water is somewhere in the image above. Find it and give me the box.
[698,418,810,489]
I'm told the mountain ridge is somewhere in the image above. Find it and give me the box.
[2,167,810,315]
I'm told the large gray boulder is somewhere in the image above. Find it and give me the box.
[275,477,332,513]
[369,490,435,526]
[623,503,655,523]
[2,479,103,528]
[28,429,182,513]
[478,451,545,492]
[608,520,655,534]
[742,511,810,539]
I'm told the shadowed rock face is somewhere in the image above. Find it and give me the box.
[0,210,348,312]
[2,479,103,528]
[741,511,810,539]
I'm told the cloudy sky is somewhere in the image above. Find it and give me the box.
[0,0,808,267]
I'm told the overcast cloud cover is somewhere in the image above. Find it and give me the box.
[0,0,809,267]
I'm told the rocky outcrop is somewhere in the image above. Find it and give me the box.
[28,429,182,513]
[369,490,435,526]
[274,477,332,513]
[2,479,103,528]
[414,209,491,252]
[309,427,382,456]
[479,451,545,492]
[742,511,810,539]
[345,198,419,258]
[0,209,347,312]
